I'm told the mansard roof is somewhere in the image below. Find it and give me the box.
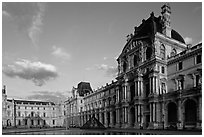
[7,98,55,105]
[134,12,185,44]
[118,12,186,60]
[77,82,93,96]
[171,29,185,44]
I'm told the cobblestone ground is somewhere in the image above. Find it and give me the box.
[3,128,202,135]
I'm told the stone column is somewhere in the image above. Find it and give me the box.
[138,80,141,96]
[153,103,155,122]
[104,111,107,127]
[150,103,152,122]
[152,77,155,94]
[110,111,113,127]
[141,79,143,97]
[138,105,140,123]
[155,76,158,94]
[149,77,152,94]
[141,105,143,125]
[124,85,127,100]
[135,105,138,123]
[99,112,102,123]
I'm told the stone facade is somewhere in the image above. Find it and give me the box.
[66,3,202,130]
[2,86,66,128]
[65,82,92,128]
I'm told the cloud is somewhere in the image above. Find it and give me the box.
[95,64,118,77]
[192,6,202,13]
[26,90,70,103]
[103,57,108,60]
[2,2,46,47]
[184,37,193,44]
[51,46,71,60]
[28,91,69,103]
[3,59,58,86]
[2,10,11,17]
[28,3,46,47]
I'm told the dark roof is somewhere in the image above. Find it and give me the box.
[134,13,185,44]
[77,82,92,96]
[171,29,185,44]
[7,99,55,105]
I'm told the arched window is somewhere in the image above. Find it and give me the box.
[160,44,165,60]
[146,47,152,60]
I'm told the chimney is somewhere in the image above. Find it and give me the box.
[161,3,171,37]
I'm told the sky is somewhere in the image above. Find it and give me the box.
[2,2,202,102]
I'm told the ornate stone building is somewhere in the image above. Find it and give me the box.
[114,3,201,129]
[2,86,66,128]
[65,82,92,127]
[69,3,201,130]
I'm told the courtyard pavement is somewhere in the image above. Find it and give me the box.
[2,127,202,135]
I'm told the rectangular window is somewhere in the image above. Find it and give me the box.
[196,54,201,64]
[161,66,165,74]
[53,120,55,125]
[31,107,33,110]
[196,75,200,86]
[18,111,21,117]
[178,62,183,70]
[31,120,34,125]
[43,113,46,117]
[25,106,27,109]
[38,107,39,110]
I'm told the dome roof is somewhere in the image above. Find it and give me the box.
[171,29,185,44]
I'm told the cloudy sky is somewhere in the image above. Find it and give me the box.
[2,2,202,102]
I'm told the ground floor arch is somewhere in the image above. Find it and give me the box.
[184,99,197,126]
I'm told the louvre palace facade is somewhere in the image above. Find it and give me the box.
[2,3,202,130]
[65,3,202,130]
[2,86,66,128]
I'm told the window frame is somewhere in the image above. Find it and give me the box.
[178,62,183,70]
